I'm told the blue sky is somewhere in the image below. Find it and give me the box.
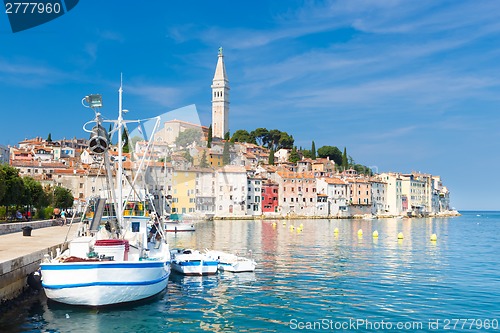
[1,0,499,210]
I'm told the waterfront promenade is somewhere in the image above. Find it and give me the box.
[0,222,79,302]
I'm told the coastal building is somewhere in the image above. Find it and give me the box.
[0,145,9,164]
[171,169,196,214]
[215,165,247,217]
[345,176,372,216]
[316,177,348,217]
[153,119,207,146]
[378,172,403,216]
[276,171,317,216]
[370,178,388,215]
[401,173,428,215]
[246,176,263,216]
[194,168,216,218]
[261,180,279,214]
[211,47,230,139]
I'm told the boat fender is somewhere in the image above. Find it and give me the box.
[27,270,42,291]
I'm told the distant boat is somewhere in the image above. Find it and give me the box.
[170,249,218,276]
[204,250,256,273]
[39,84,170,306]
[162,213,195,232]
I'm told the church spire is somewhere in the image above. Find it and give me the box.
[211,47,230,139]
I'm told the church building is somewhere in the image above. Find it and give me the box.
[211,47,230,139]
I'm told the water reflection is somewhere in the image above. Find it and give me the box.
[2,213,499,333]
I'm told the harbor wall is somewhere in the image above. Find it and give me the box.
[0,243,65,303]
[0,220,58,235]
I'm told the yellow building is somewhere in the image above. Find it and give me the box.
[171,170,197,214]
[209,152,223,167]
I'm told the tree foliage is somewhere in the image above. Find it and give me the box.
[288,146,300,163]
[342,147,348,171]
[247,128,294,150]
[176,128,203,148]
[231,130,255,144]
[23,177,47,209]
[53,186,74,209]
[200,150,209,168]
[122,128,130,153]
[317,145,342,165]
[268,148,275,165]
[311,141,316,160]
[207,125,212,148]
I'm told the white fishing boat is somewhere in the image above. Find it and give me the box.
[164,220,195,232]
[163,213,195,232]
[170,249,218,276]
[204,250,256,273]
[39,83,171,306]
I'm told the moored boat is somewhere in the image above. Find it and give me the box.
[170,249,218,276]
[39,84,171,306]
[204,250,256,273]
[164,220,195,232]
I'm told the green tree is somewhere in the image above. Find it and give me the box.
[0,167,6,204]
[311,141,316,160]
[52,186,74,210]
[222,141,231,165]
[22,177,46,211]
[301,150,313,159]
[317,145,342,165]
[122,127,130,153]
[0,165,25,216]
[47,133,52,142]
[342,147,348,171]
[207,125,212,148]
[268,148,275,165]
[250,128,269,146]
[183,150,193,164]
[224,131,230,141]
[176,128,202,148]
[288,146,300,163]
[278,132,294,150]
[200,150,209,168]
[230,130,255,143]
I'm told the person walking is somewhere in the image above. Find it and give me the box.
[61,210,67,225]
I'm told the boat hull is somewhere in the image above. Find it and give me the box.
[41,260,170,306]
[218,260,256,273]
[171,260,218,276]
[164,222,195,232]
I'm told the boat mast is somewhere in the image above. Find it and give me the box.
[117,74,124,224]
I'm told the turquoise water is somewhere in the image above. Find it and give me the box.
[1,211,499,332]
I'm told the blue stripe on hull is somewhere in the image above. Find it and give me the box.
[41,261,168,270]
[176,261,218,267]
[42,274,169,290]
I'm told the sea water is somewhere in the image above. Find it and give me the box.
[1,211,499,332]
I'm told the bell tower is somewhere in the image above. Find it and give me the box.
[211,47,230,139]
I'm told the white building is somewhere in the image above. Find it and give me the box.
[370,178,388,215]
[195,168,216,217]
[317,177,348,217]
[246,176,263,216]
[215,165,247,217]
[378,173,403,216]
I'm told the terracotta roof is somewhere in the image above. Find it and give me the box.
[321,177,347,185]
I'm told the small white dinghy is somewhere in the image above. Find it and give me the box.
[170,249,218,276]
[204,250,256,273]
